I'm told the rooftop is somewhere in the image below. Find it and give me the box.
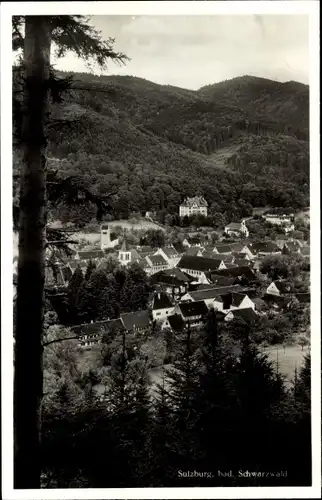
[178,300,208,318]
[227,307,258,325]
[178,255,224,272]
[153,292,174,310]
[180,196,208,208]
[120,310,151,331]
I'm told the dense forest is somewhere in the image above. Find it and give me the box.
[23,73,310,226]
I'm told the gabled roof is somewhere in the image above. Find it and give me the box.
[71,318,123,337]
[214,266,257,281]
[227,307,257,325]
[178,300,208,318]
[249,241,280,253]
[163,268,193,282]
[231,292,248,307]
[180,196,208,207]
[214,245,233,254]
[120,310,151,330]
[161,246,179,259]
[166,314,185,332]
[225,222,243,230]
[209,275,236,287]
[189,285,242,302]
[234,258,251,267]
[146,254,168,266]
[229,242,249,252]
[152,292,174,310]
[78,249,105,260]
[177,255,224,272]
[202,251,234,262]
[138,245,155,253]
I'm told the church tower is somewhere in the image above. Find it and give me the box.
[118,240,131,266]
[100,223,119,250]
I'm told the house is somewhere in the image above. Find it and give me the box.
[249,241,281,257]
[182,236,203,248]
[173,300,209,327]
[231,252,250,261]
[180,285,243,309]
[150,268,192,300]
[76,249,105,261]
[145,254,169,275]
[201,250,235,264]
[72,318,124,348]
[177,255,226,284]
[224,220,249,238]
[185,247,203,257]
[224,307,258,326]
[100,224,119,250]
[152,291,175,321]
[120,310,152,334]
[212,266,258,285]
[213,292,255,313]
[234,258,252,268]
[266,280,293,296]
[154,246,181,267]
[118,241,142,267]
[179,196,208,218]
[262,213,295,233]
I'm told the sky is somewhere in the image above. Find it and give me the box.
[52,15,309,89]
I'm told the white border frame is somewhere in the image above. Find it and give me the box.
[1,2,320,499]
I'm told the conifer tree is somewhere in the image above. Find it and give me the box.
[84,259,96,281]
[13,17,128,486]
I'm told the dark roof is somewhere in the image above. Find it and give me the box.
[71,318,123,337]
[178,255,223,272]
[166,314,185,332]
[215,292,249,309]
[214,245,232,253]
[202,251,234,262]
[252,297,267,308]
[189,285,242,301]
[77,249,105,260]
[227,307,258,325]
[234,258,251,267]
[209,275,236,287]
[272,280,293,293]
[186,236,202,245]
[153,292,174,310]
[138,245,155,253]
[214,266,257,281]
[229,242,249,252]
[249,241,280,254]
[164,268,193,282]
[178,300,208,318]
[120,310,151,330]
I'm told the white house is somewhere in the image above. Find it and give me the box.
[100,224,119,250]
[262,214,295,234]
[177,255,226,284]
[152,292,175,321]
[154,246,181,267]
[173,300,209,328]
[145,254,169,275]
[224,220,249,238]
[266,280,292,296]
[213,292,255,313]
[179,196,208,218]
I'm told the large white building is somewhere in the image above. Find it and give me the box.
[262,214,295,233]
[179,196,208,218]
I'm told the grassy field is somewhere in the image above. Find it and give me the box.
[261,344,309,385]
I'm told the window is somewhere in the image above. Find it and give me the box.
[156,312,161,316]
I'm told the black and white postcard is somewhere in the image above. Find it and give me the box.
[1,1,320,499]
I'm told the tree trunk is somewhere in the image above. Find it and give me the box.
[14,17,51,489]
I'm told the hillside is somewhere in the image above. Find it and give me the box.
[42,73,309,225]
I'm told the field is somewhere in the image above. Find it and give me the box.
[261,344,309,385]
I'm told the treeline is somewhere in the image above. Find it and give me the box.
[53,260,151,325]
[41,311,311,487]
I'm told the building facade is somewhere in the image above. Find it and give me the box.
[179,196,208,218]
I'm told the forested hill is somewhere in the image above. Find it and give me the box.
[45,72,309,225]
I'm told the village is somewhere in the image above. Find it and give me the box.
[13,196,310,374]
